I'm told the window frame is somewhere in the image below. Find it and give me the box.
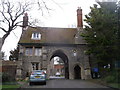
[25,48,33,56]
[31,32,41,40]
[34,48,42,56]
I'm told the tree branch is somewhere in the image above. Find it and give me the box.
[42,0,51,13]
[14,2,30,22]
[12,31,18,38]
[37,1,44,16]
[15,2,22,18]
[0,27,7,32]
[14,21,23,27]
[6,1,14,22]
[0,11,10,24]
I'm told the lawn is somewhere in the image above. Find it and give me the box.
[1,85,20,90]
[1,81,21,90]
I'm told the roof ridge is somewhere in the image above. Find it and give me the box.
[28,26,77,29]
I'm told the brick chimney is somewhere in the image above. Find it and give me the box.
[23,13,28,28]
[77,7,83,27]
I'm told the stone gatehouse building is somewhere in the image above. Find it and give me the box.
[17,7,91,79]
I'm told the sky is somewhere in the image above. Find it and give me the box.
[0,0,98,60]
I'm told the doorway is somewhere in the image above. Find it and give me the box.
[74,65,81,79]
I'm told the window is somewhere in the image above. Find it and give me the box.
[31,32,41,40]
[32,63,39,70]
[35,48,42,56]
[25,48,33,56]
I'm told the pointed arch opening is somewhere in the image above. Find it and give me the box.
[74,65,81,79]
[50,50,69,79]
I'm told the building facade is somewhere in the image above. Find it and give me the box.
[17,8,91,79]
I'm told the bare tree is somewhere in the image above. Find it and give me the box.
[0,0,29,50]
[0,0,53,50]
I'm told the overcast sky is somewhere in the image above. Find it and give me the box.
[1,0,97,60]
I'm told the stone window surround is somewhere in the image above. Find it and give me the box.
[25,48,33,56]
[25,46,42,56]
[35,48,42,56]
[31,62,39,70]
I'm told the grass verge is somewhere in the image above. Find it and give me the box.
[87,79,120,89]
[108,83,120,89]
[1,81,21,90]
[1,85,20,90]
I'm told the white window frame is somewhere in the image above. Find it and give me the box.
[31,32,41,40]
[34,48,42,56]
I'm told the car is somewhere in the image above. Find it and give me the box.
[29,70,46,85]
[55,72,61,77]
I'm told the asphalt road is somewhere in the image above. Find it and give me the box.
[18,79,115,89]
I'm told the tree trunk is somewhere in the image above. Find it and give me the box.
[0,33,10,51]
[0,38,3,51]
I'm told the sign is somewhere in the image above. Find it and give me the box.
[92,68,98,72]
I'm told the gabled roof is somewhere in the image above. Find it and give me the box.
[19,26,77,44]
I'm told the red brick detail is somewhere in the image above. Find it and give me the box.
[77,7,83,27]
[54,64,64,69]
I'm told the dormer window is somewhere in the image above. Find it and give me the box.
[31,32,41,40]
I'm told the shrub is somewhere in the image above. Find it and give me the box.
[104,75,115,83]
[2,72,15,82]
[104,69,120,83]
[115,71,120,83]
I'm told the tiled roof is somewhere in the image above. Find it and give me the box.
[19,26,77,44]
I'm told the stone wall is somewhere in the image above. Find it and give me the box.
[1,61,17,80]
[44,45,91,79]
[18,44,91,79]
[20,56,42,78]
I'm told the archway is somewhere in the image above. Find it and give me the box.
[50,50,69,79]
[74,65,81,79]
